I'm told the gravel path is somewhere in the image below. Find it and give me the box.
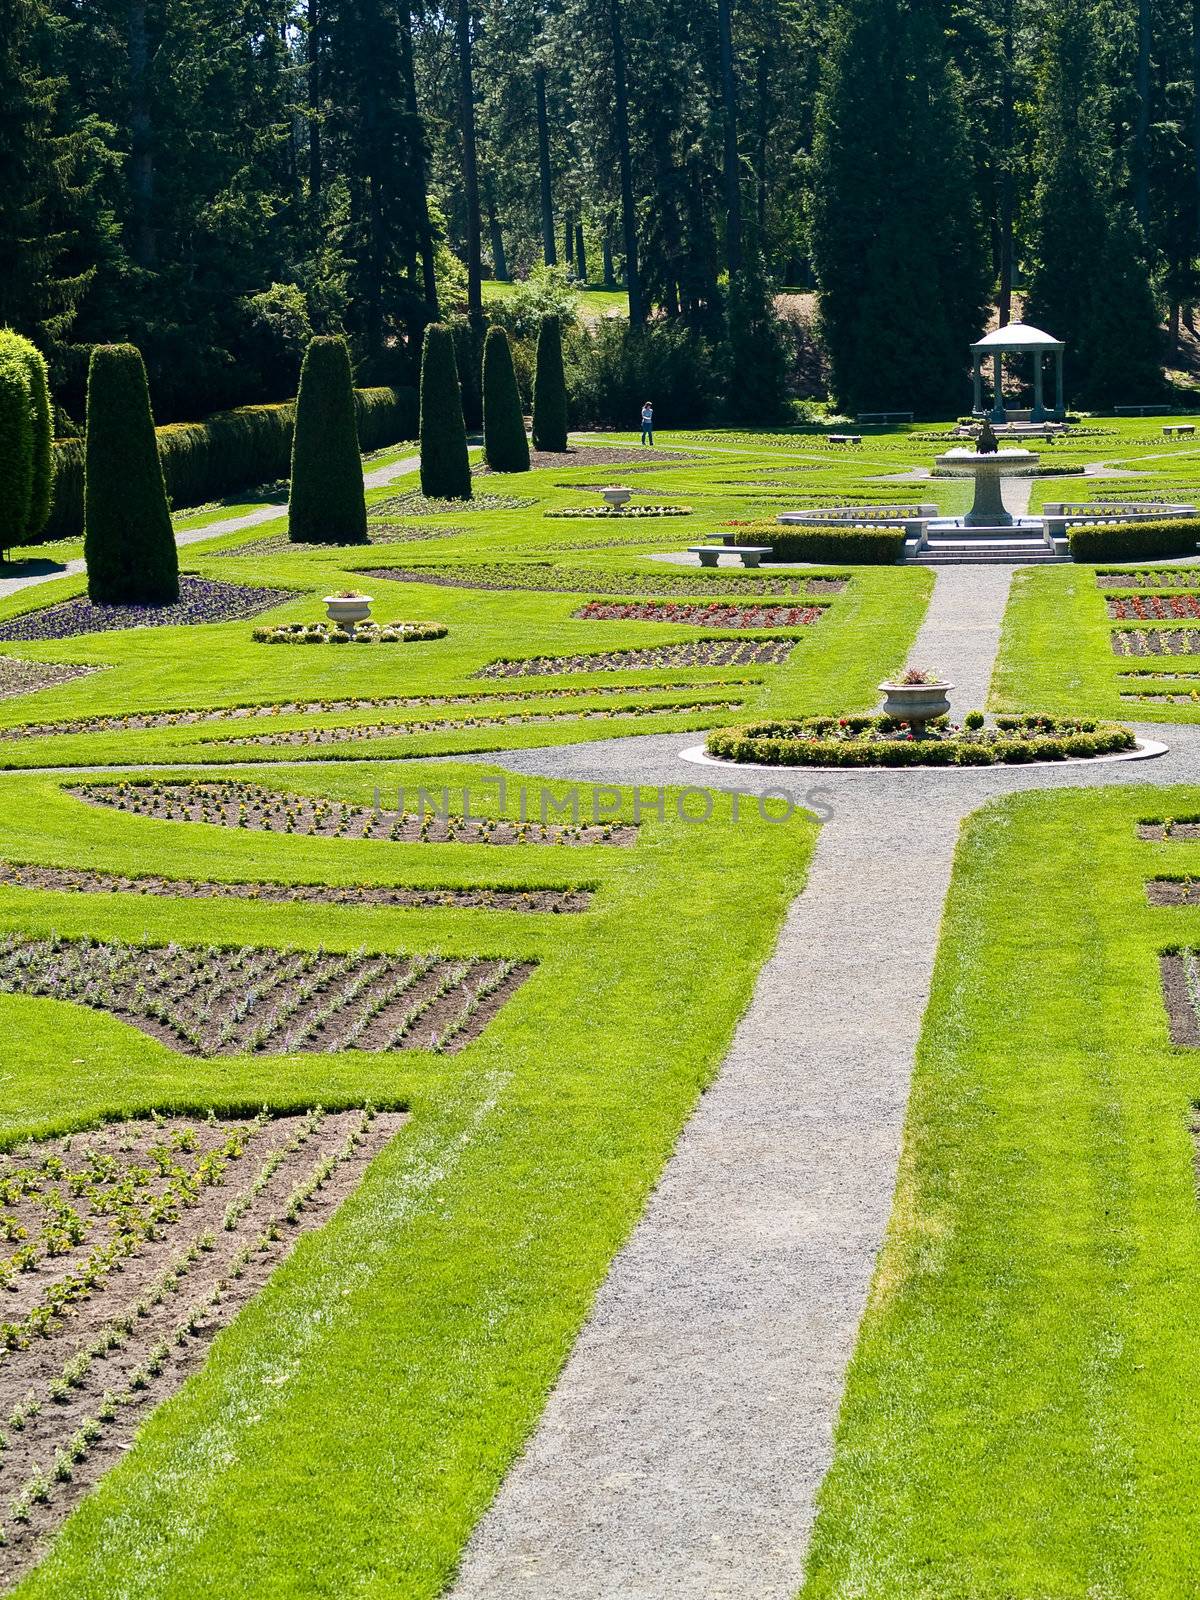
[450,556,1198,1600]
[0,451,422,605]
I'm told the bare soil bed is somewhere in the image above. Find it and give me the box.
[476,638,799,677]
[1107,595,1200,621]
[0,660,102,704]
[1146,880,1200,905]
[574,599,827,628]
[1138,819,1200,840]
[0,578,297,646]
[0,681,748,743]
[0,933,533,1056]
[211,527,465,559]
[0,861,591,914]
[1111,629,1200,656]
[202,698,740,750]
[1160,952,1200,1045]
[476,447,694,472]
[0,1106,405,1586]
[361,563,846,600]
[73,779,639,846]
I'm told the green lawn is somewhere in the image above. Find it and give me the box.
[482,277,629,320]
[800,784,1200,1599]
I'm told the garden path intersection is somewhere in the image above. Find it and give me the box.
[450,557,1200,1600]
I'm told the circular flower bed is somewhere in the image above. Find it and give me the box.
[253,620,447,645]
[706,713,1137,767]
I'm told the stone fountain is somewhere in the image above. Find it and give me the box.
[932,419,1039,530]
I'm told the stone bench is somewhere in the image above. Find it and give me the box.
[827,433,862,446]
[689,545,774,568]
[1164,424,1196,438]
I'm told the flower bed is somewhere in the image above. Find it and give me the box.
[543,505,692,519]
[369,492,535,516]
[1111,628,1200,656]
[705,713,1136,767]
[1107,594,1200,620]
[574,599,827,628]
[252,621,447,645]
[0,861,591,913]
[1097,569,1200,590]
[0,578,296,645]
[1160,950,1200,1045]
[0,1105,406,1586]
[212,527,463,559]
[0,658,102,703]
[476,638,798,677]
[1138,816,1200,840]
[0,933,532,1056]
[73,779,638,846]
[360,562,846,599]
[1146,879,1200,906]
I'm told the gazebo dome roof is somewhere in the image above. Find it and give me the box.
[972,322,1064,352]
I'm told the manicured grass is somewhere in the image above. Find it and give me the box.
[800,784,1200,1599]
[482,278,629,320]
[0,758,814,1596]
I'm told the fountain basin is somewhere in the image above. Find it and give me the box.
[933,447,1040,528]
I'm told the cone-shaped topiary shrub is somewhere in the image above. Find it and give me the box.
[83,344,179,604]
[288,335,367,544]
[482,326,530,472]
[0,346,32,562]
[531,313,568,452]
[0,330,53,553]
[419,323,472,500]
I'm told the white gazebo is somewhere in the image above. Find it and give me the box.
[971,322,1065,424]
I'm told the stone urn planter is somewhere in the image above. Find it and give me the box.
[324,593,373,627]
[879,678,953,730]
[601,486,632,510]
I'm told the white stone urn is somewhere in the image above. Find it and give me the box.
[324,593,373,626]
[879,678,953,729]
[601,486,633,510]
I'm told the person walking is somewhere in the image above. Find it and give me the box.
[640,400,654,446]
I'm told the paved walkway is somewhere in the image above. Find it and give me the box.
[0,451,421,606]
[451,555,1195,1600]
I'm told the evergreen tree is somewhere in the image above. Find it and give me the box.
[1024,0,1161,407]
[531,313,568,450]
[288,336,368,544]
[725,236,789,422]
[83,344,179,604]
[482,325,530,470]
[0,329,53,545]
[419,322,472,499]
[809,0,988,415]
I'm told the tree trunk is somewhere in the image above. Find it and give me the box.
[400,0,439,320]
[534,62,556,265]
[457,0,482,321]
[997,0,1014,325]
[1170,302,1181,350]
[716,0,742,275]
[307,0,321,207]
[608,0,643,324]
[602,235,615,287]
[575,222,587,282]
[563,208,574,274]
[1134,0,1151,236]
[128,0,157,269]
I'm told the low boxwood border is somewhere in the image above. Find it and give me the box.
[1069,517,1200,561]
[734,526,906,564]
[253,621,448,645]
[706,713,1137,767]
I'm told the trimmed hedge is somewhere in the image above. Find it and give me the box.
[1068,518,1200,562]
[83,343,179,605]
[532,313,568,452]
[0,349,33,559]
[707,713,1136,767]
[482,326,530,472]
[734,525,906,564]
[43,385,416,541]
[419,323,472,501]
[288,336,367,545]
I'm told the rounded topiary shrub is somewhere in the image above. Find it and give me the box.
[482,326,530,473]
[83,344,179,605]
[531,313,568,452]
[419,323,472,501]
[288,335,367,544]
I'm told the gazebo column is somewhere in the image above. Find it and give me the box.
[1054,348,1065,418]
[990,351,1006,422]
[972,353,983,415]
[1030,353,1047,423]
